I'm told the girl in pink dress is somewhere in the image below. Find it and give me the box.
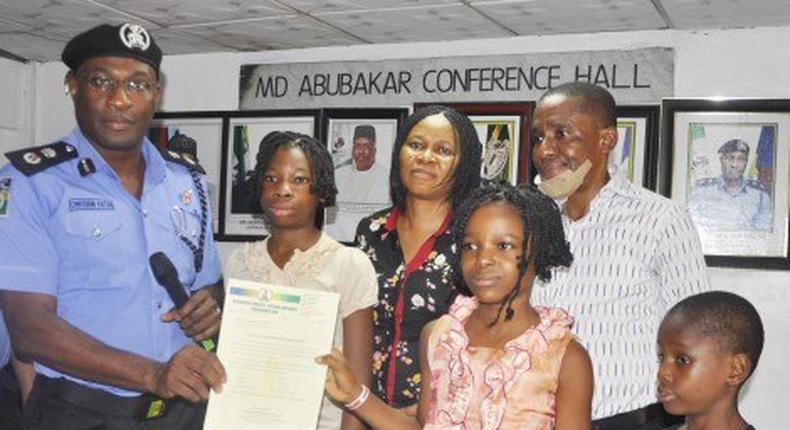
[318,181,593,430]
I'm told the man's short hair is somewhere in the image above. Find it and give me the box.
[663,290,764,379]
[353,125,376,143]
[62,23,162,77]
[718,139,750,155]
[538,82,617,128]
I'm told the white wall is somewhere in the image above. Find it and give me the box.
[0,57,35,154]
[20,25,790,427]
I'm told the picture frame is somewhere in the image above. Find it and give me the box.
[221,110,320,241]
[414,102,534,185]
[320,108,408,243]
[660,98,790,269]
[614,105,660,190]
[149,111,226,237]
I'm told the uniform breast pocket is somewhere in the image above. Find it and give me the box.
[173,205,204,243]
[62,212,127,290]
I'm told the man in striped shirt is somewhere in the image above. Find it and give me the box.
[530,82,710,430]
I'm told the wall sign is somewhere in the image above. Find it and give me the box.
[239,48,673,109]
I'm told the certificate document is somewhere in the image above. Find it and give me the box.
[204,278,340,430]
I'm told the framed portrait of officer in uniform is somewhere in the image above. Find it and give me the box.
[320,108,407,243]
[661,98,790,269]
[414,102,533,185]
[222,110,319,241]
[150,112,225,236]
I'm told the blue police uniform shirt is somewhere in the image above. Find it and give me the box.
[689,175,772,231]
[0,128,221,396]
[0,311,10,368]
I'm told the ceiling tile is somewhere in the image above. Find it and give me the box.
[317,4,512,43]
[178,15,361,51]
[277,0,460,14]
[473,0,666,35]
[94,0,291,26]
[152,28,236,54]
[661,0,790,29]
[0,0,152,38]
[0,31,68,62]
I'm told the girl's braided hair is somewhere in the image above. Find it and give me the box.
[451,180,573,323]
[252,130,337,212]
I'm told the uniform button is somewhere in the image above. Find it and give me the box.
[142,208,148,217]
[156,300,162,309]
[92,227,102,238]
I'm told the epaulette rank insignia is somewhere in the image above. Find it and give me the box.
[746,179,769,192]
[159,148,206,175]
[5,142,78,176]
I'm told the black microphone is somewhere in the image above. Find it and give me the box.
[149,252,217,352]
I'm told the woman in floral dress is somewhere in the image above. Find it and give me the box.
[355,105,482,414]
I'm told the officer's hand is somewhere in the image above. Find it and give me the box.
[151,345,226,402]
[315,348,360,404]
[161,289,221,342]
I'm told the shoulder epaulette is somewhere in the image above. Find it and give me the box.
[746,179,769,192]
[694,177,718,187]
[5,141,79,176]
[159,148,206,174]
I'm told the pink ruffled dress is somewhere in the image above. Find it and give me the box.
[424,295,574,430]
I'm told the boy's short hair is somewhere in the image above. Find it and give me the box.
[664,290,764,378]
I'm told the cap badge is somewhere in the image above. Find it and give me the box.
[119,23,151,51]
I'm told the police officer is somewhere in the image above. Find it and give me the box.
[0,23,226,429]
[689,139,772,231]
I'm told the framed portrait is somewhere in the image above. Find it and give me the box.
[320,108,408,243]
[614,105,660,190]
[414,102,533,185]
[149,111,226,236]
[660,98,790,269]
[221,110,320,241]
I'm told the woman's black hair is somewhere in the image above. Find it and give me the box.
[451,180,573,323]
[252,130,337,213]
[389,105,482,210]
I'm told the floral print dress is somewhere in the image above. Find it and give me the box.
[425,295,574,430]
[356,206,459,408]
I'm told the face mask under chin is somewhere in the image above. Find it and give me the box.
[537,159,592,200]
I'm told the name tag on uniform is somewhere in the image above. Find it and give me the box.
[68,198,115,211]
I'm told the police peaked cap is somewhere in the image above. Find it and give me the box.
[718,139,750,155]
[168,132,198,158]
[353,125,376,142]
[62,23,162,75]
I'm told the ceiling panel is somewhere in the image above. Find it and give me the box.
[95,0,290,26]
[277,0,460,14]
[473,0,666,35]
[178,15,361,51]
[1,0,789,62]
[662,0,790,30]
[0,15,37,33]
[318,4,512,44]
[0,31,69,62]
[151,28,235,54]
[0,0,151,38]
